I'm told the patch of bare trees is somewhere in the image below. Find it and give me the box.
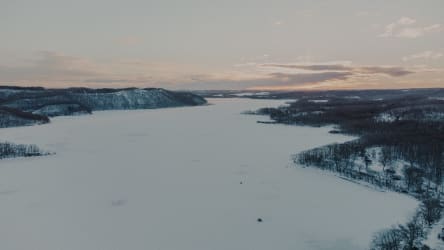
[0,142,50,159]
[371,210,430,250]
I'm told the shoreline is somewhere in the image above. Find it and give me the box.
[0,98,419,249]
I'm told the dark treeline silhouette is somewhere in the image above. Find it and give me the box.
[0,106,50,128]
[0,141,50,159]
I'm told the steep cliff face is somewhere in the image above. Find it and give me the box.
[0,87,207,127]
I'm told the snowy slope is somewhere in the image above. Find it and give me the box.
[68,88,207,110]
[0,98,417,250]
[1,87,206,116]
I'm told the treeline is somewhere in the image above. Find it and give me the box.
[0,106,50,128]
[296,138,444,195]
[370,199,441,250]
[258,96,444,132]
[0,141,51,159]
[260,96,444,193]
[257,92,444,249]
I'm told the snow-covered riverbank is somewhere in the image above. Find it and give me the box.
[0,98,418,250]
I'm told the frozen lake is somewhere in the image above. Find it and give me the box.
[0,98,418,250]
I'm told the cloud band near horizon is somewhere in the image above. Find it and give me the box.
[0,51,441,90]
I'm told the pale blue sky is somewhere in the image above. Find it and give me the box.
[1,0,443,89]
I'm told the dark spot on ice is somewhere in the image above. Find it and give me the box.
[111,199,127,207]
[257,218,262,222]
[240,181,243,184]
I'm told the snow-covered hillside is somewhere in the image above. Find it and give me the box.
[0,98,417,250]
[69,88,206,110]
[0,87,207,126]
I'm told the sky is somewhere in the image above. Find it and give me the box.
[1,0,443,90]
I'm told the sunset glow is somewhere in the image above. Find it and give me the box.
[1,0,443,90]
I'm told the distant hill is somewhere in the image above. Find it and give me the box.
[0,87,207,128]
[194,88,444,101]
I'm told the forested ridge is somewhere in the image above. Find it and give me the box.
[254,89,444,249]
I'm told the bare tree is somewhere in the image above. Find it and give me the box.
[421,198,442,226]
[398,213,424,249]
[371,227,402,250]
[380,146,393,172]
[403,166,424,192]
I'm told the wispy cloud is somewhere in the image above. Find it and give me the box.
[261,63,414,77]
[0,51,434,91]
[185,62,417,90]
[380,17,441,38]
[183,71,352,90]
[261,63,351,71]
[0,51,196,87]
[358,66,413,77]
[402,50,443,61]
[0,51,102,82]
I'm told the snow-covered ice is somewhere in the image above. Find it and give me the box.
[308,99,329,103]
[232,92,270,97]
[0,98,418,250]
